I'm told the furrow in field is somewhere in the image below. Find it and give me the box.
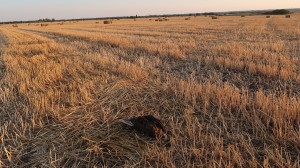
[67,24,229,37]
[20,28,300,97]
[0,30,7,79]
[21,27,192,59]
[62,27,198,39]
[0,30,7,120]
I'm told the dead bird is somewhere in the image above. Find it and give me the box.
[119,115,168,140]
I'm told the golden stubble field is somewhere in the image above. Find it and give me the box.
[0,14,299,167]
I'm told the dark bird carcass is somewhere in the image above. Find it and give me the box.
[119,115,168,140]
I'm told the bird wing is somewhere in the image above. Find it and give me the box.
[143,115,166,132]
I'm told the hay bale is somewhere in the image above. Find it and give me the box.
[41,24,48,27]
[154,18,168,22]
[211,16,218,19]
[95,22,99,24]
[285,15,291,18]
[241,15,245,17]
[185,18,190,20]
[103,20,112,24]
[12,24,18,28]
[149,19,152,21]
[266,16,270,18]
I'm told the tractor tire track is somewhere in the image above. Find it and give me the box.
[0,29,7,85]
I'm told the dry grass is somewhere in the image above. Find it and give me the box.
[0,14,299,167]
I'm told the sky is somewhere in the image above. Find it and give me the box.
[0,0,299,22]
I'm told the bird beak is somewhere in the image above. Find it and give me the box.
[164,134,169,141]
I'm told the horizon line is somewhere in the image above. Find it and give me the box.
[1,7,299,23]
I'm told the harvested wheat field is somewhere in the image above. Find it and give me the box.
[0,14,300,167]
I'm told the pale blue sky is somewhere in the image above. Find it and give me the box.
[0,0,299,22]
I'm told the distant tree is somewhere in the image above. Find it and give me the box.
[38,18,51,22]
[37,18,56,22]
[265,9,290,15]
[204,12,215,16]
